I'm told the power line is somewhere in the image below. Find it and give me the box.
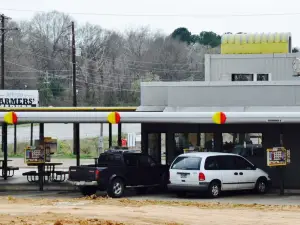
[1,8,300,18]
[4,59,142,91]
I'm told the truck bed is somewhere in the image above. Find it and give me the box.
[69,166,107,182]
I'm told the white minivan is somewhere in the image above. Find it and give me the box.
[168,152,271,198]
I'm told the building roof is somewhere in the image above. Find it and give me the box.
[137,106,300,112]
[141,81,300,87]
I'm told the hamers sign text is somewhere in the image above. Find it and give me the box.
[0,90,39,107]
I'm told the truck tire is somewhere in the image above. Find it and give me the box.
[107,178,125,198]
[80,186,97,196]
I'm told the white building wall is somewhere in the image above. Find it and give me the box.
[205,53,300,81]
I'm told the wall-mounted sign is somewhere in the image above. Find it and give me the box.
[35,137,57,154]
[0,90,39,107]
[24,145,51,164]
[267,147,291,167]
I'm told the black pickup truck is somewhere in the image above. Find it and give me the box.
[68,150,169,198]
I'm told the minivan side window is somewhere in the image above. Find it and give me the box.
[234,156,254,170]
[217,156,236,170]
[204,156,219,170]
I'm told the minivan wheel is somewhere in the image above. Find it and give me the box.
[208,182,221,198]
[107,178,125,198]
[255,178,268,194]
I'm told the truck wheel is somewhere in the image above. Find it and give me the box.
[80,186,97,196]
[107,178,125,198]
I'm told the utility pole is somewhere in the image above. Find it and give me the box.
[1,14,18,180]
[71,21,80,166]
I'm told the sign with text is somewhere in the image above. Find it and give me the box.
[267,147,290,167]
[35,137,57,154]
[0,90,39,107]
[24,145,50,164]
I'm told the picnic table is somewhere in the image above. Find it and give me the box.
[22,162,68,184]
[0,159,19,178]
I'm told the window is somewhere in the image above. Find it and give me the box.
[222,133,263,157]
[123,155,138,167]
[204,156,219,170]
[217,156,236,170]
[138,155,156,167]
[234,156,254,170]
[98,154,123,166]
[171,156,202,170]
[257,74,270,81]
[231,74,254,81]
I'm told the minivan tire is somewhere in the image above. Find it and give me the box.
[207,181,221,198]
[80,186,97,196]
[255,178,268,194]
[107,178,125,198]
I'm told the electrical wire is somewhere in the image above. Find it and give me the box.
[4,59,141,92]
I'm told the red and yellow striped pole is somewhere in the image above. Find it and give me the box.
[107,112,121,124]
[3,112,18,124]
[212,112,227,124]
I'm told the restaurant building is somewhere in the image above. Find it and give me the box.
[138,32,300,189]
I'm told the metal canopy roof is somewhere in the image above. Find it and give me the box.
[1,111,300,124]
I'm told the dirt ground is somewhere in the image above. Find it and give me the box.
[1,195,300,225]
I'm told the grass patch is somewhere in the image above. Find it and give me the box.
[0,134,124,159]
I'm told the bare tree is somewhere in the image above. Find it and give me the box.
[3,10,223,106]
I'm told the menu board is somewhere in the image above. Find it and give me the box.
[267,147,289,167]
[24,146,51,164]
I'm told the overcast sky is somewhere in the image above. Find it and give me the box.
[0,0,300,46]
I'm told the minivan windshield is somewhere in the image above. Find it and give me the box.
[171,156,202,170]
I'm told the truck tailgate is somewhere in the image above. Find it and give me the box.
[69,166,98,181]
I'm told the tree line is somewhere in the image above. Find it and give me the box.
[2,11,222,106]
[5,11,296,107]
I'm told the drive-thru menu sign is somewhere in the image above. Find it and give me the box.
[0,90,39,107]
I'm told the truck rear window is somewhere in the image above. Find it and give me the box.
[171,156,202,170]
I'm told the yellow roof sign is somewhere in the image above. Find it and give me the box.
[221,32,291,54]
